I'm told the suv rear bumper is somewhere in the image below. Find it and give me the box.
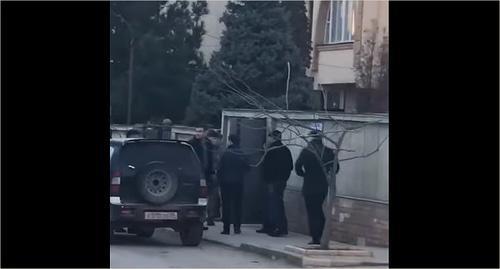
[110,200,206,230]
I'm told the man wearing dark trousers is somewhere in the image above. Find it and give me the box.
[295,130,339,245]
[188,125,217,230]
[217,134,250,234]
[205,129,223,226]
[257,130,293,237]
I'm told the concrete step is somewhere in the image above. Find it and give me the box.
[285,245,373,257]
[303,255,386,268]
[241,242,386,268]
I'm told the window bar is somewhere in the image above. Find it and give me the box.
[337,1,343,42]
[324,8,329,43]
[351,1,355,38]
[349,0,353,40]
[341,0,345,42]
[325,1,332,43]
[350,0,354,40]
[334,1,341,42]
[328,0,333,43]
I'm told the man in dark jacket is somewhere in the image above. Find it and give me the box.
[257,130,293,237]
[206,129,223,225]
[295,130,339,245]
[188,126,217,228]
[217,134,250,234]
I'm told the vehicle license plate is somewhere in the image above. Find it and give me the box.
[144,211,177,220]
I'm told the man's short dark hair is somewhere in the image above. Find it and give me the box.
[309,130,322,140]
[201,123,214,131]
[229,134,240,145]
[269,130,282,140]
[207,129,221,138]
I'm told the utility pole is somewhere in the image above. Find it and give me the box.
[285,61,290,110]
[126,38,135,124]
[111,10,135,125]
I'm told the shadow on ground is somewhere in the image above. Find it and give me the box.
[110,229,181,247]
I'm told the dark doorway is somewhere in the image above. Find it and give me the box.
[227,117,267,224]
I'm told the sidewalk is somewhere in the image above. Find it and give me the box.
[203,222,388,268]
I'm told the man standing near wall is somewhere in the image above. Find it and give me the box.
[257,130,293,237]
[295,130,339,244]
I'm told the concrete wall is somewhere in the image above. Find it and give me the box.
[353,0,388,89]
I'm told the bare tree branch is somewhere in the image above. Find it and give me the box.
[111,10,133,37]
[339,135,388,162]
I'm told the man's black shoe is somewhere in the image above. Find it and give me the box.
[234,228,241,234]
[308,240,320,245]
[207,220,215,226]
[267,229,286,237]
[203,226,209,230]
[220,230,230,235]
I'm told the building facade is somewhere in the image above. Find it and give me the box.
[308,0,388,113]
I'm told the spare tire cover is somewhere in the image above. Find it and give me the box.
[137,163,178,205]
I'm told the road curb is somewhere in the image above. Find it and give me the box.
[240,243,303,266]
[202,237,241,249]
[202,237,302,266]
[203,237,388,268]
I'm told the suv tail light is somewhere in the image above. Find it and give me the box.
[110,171,121,196]
[199,179,208,197]
[198,178,208,205]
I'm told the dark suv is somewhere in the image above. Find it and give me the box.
[110,138,207,246]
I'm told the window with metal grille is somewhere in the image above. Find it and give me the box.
[324,0,355,44]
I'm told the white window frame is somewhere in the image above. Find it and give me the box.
[324,0,355,44]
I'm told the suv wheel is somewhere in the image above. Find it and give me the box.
[136,227,155,238]
[180,221,203,246]
[137,164,179,205]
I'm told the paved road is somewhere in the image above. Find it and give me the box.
[110,229,294,268]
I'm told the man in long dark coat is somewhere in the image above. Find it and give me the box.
[295,130,339,245]
[257,130,293,237]
[217,134,250,234]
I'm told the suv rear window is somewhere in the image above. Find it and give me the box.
[119,141,202,178]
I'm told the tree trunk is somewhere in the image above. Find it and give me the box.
[126,38,135,125]
[320,171,336,249]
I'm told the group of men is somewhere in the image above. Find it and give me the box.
[189,126,339,245]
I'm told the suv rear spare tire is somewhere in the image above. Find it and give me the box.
[180,221,203,246]
[137,163,178,205]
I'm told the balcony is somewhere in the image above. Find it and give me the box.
[311,42,355,89]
